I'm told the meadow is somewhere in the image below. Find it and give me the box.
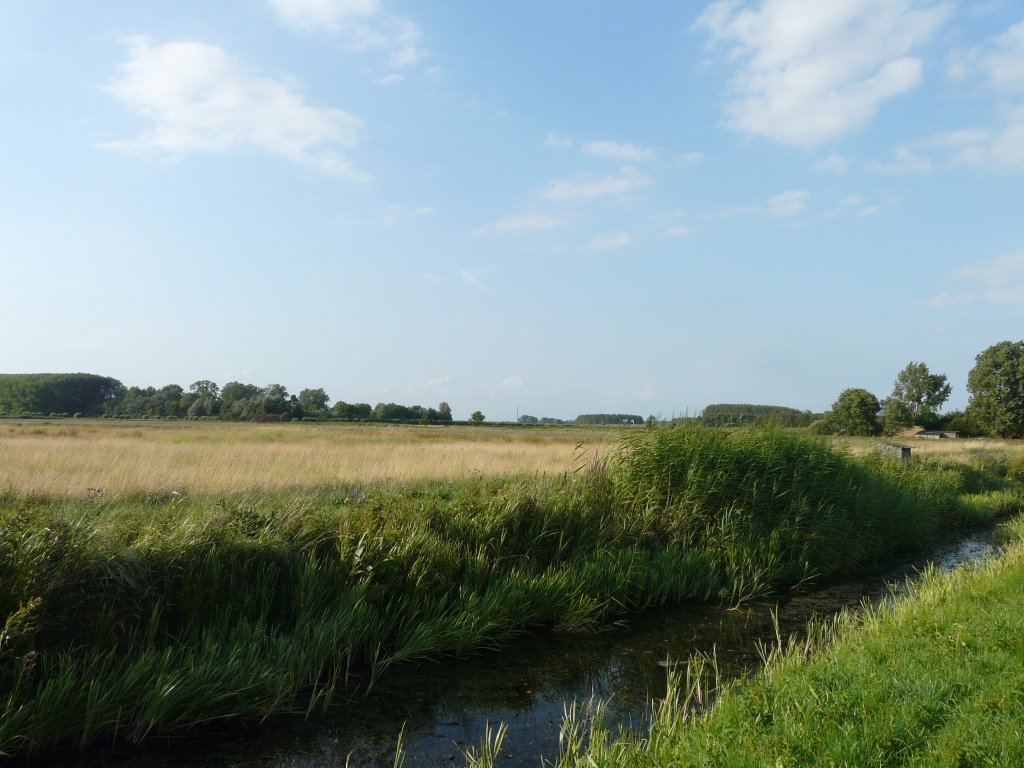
[1,420,1022,759]
[0,420,602,496]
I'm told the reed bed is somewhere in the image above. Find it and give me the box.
[549,516,1024,767]
[0,425,1020,758]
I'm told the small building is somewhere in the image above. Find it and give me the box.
[913,430,959,439]
[876,443,912,464]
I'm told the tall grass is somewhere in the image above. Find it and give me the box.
[0,425,1019,758]
[551,515,1024,766]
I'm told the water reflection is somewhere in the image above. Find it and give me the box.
[45,530,995,768]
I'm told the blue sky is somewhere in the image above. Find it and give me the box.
[3,1,1024,421]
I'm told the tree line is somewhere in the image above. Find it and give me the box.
[815,340,1024,437]
[701,404,815,427]
[0,374,455,423]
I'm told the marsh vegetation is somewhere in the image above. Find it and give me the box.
[0,422,1021,759]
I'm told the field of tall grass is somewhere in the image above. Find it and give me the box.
[0,420,599,496]
[1,423,1021,758]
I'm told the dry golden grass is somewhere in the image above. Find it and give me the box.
[0,419,619,497]
[832,434,1024,463]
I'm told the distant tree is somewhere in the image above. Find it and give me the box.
[298,388,330,416]
[518,414,540,424]
[189,380,220,399]
[469,410,485,425]
[829,388,882,436]
[884,362,951,431]
[967,340,1024,437]
[437,401,453,421]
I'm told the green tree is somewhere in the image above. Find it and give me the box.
[437,401,453,421]
[298,388,330,416]
[884,362,951,431]
[829,388,881,436]
[966,340,1024,436]
[469,410,485,425]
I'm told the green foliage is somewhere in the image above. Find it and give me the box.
[554,522,1024,767]
[828,388,882,436]
[701,404,812,427]
[469,410,485,425]
[0,374,124,417]
[884,361,951,432]
[967,340,1024,437]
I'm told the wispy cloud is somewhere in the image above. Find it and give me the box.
[472,213,561,236]
[540,167,651,202]
[663,225,691,237]
[422,272,442,284]
[695,0,952,145]
[582,140,657,161]
[459,267,492,291]
[865,146,932,174]
[675,151,706,167]
[584,232,632,253]
[267,0,424,70]
[500,374,525,389]
[765,189,809,217]
[544,132,573,149]
[811,154,852,174]
[921,252,1024,306]
[100,36,368,180]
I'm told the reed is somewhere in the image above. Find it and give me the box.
[554,516,1024,766]
[0,424,1019,758]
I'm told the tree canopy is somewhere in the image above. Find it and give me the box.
[828,388,882,436]
[967,340,1024,437]
[883,362,951,431]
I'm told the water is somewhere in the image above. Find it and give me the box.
[41,529,997,768]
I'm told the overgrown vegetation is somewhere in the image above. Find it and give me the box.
[1,425,1020,758]
[544,515,1024,767]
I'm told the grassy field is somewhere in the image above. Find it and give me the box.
[546,515,1024,767]
[1,422,1022,758]
[0,420,608,496]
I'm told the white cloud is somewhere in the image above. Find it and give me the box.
[865,146,932,174]
[859,204,881,215]
[950,21,1024,92]
[544,132,573,149]
[540,167,651,202]
[473,213,561,236]
[267,0,423,70]
[267,0,378,31]
[923,252,1024,306]
[695,0,952,145]
[765,189,809,217]
[675,151,705,167]
[582,140,657,161]
[374,73,403,86]
[459,268,491,291]
[422,272,442,283]
[100,36,368,180]
[584,232,632,253]
[811,153,852,173]
[500,374,525,389]
[664,225,691,237]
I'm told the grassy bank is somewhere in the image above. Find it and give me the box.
[1,426,1021,758]
[550,514,1024,767]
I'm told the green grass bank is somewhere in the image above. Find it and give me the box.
[1,426,1021,758]
[548,514,1024,768]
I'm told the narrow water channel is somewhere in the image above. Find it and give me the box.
[46,529,997,768]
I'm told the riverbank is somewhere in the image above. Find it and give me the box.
[551,514,1024,767]
[1,426,1021,758]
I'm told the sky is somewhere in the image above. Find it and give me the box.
[2,1,1024,421]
